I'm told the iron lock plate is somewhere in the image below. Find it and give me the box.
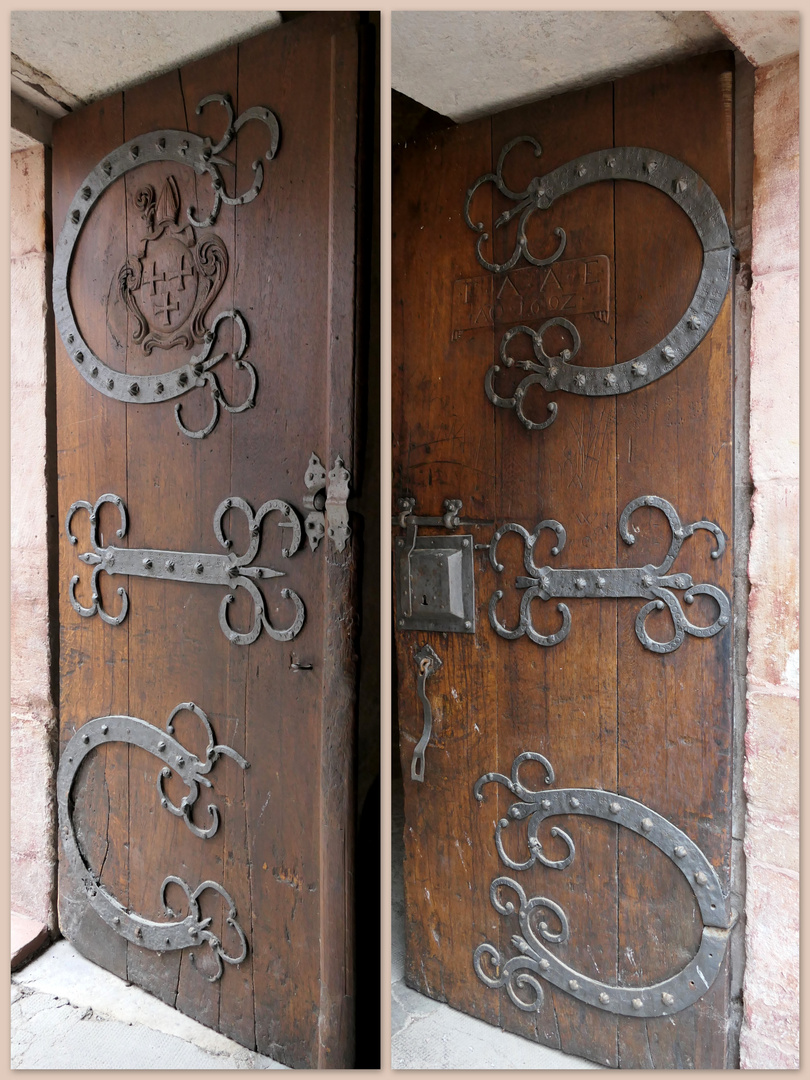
[396,534,476,634]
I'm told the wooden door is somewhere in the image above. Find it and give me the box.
[392,53,738,1069]
[54,13,372,1068]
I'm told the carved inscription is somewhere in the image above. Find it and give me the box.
[451,256,609,341]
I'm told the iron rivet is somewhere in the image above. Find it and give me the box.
[596,577,606,589]
[71,209,80,224]
[67,334,75,345]
[576,164,586,177]
[462,538,469,546]
[655,600,665,610]
[570,797,580,808]
[574,373,586,387]
[135,927,142,938]
[541,799,551,809]
[189,927,197,937]
[158,741,166,751]
[641,818,653,833]
[102,162,112,176]
[719,615,729,625]
[166,937,171,945]
[165,560,174,572]
[130,145,139,159]
[82,733,90,744]
[107,554,115,566]
[662,346,676,361]
[143,558,152,569]
[606,156,616,168]
[398,620,405,627]
[646,160,658,173]
[107,378,115,390]
[569,979,580,990]
[674,177,688,194]
[195,562,204,574]
[662,993,675,1006]
[464,620,472,629]
[548,366,558,379]
[157,138,166,151]
[161,798,168,808]
[539,959,550,970]
[177,757,185,767]
[113,916,120,924]
[101,724,108,735]
[129,382,139,396]
[609,802,621,814]
[91,366,98,377]
[632,361,648,377]
[599,992,610,1004]
[694,871,708,886]
[642,575,653,587]
[604,372,617,386]
[75,351,84,363]
[178,372,188,387]
[81,186,91,201]
[632,998,643,1010]
[674,846,687,859]
[575,578,587,590]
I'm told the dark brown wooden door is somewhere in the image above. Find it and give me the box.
[55,14,371,1068]
[393,53,737,1069]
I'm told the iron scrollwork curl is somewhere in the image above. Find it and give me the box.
[473,752,736,1017]
[52,94,279,438]
[488,495,730,653]
[66,492,306,644]
[465,137,735,428]
[57,703,249,982]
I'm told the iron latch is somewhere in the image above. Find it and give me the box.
[303,452,351,554]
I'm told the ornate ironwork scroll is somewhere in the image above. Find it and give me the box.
[411,643,442,783]
[53,94,279,438]
[66,492,305,644]
[302,452,352,553]
[488,495,730,653]
[58,703,249,982]
[473,752,735,1017]
[465,138,734,428]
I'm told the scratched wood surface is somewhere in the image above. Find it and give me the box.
[392,53,735,1069]
[55,14,367,1068]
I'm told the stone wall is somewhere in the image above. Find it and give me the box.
[10,144,57,932]
[739,52,800,1069]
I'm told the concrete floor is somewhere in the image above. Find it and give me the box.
[390,777,602,1070]
[11,941,287,1070]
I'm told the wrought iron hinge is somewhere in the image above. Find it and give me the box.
[303,452,352,553]
[473,751,736,1018]
[66,492,305,644]
[488,495,730,653]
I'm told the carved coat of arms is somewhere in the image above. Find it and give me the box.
[118,176,227,354]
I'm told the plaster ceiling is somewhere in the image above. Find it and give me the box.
[391,10,799,123]
[11,11,282,117]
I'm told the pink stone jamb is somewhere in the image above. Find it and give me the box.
[11,143,57,940]
[739,52,800,1071]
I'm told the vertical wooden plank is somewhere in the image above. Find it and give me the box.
[55,93,130,980]
[613,52,734,1069]
[392,116,501,1025]
[490,83,619,1066]
[233,15,361,1066]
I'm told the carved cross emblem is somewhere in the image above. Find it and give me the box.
[118,175,227,354]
